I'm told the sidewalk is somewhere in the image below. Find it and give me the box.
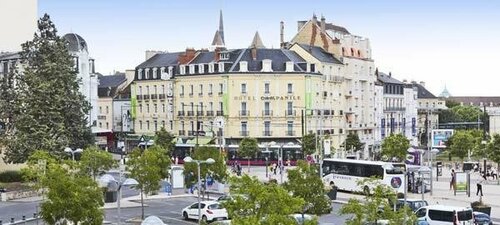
[103,188,211,209]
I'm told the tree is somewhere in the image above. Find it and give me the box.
[126,146,171,219]
[448,130,475,161]
[184,146,228,190]
[154,127,175,154]
[344,133,364,152]
[3,14,93,163]
[487,134,500,184]
[302,134,317,156]
[23,151,104,225]
[79,146,118,180]
[223,175,307,225]
[239,137,259,172]
[339,178,416,225]
[0,63,20,138]
[284,160,331,215]
[381,133,409,162]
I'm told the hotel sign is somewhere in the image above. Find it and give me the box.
[233,95,301,101]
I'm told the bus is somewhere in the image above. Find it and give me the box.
[322,158,406,194]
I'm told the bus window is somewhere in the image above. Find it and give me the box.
[386,164,405,174]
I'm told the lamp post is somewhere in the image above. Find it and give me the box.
[418,166,430,201]
[382,164,398,212]
[279,142,295,184]
[100,171,138,225]
[264,141,276,178]
[64,147,83,161]
[430,148,439,195]
[183,156,215,225]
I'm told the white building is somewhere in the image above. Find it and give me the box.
[374,72,419,152]
[0,0,37,52]
[63,33,99,127]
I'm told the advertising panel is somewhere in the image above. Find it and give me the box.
[431,129,454,148]
[455,172,467,192]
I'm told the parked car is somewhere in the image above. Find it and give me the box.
[396,199,429,212]
[182,201,228,223]
[415,205,473,225]
[216,194,248,203]
[473,211,493,225]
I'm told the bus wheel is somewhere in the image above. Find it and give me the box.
[363,186,370,195]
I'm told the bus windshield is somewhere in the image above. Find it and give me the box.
[386,163,405,174]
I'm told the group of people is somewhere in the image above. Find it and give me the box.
[449,167,495,197]
[231,161,242,176]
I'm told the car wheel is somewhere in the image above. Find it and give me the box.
[363,185,370,195]
[183,212,188,220]
[202,215,208,223]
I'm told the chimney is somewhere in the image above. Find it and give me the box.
[145,50,161,60]
[297,21,306,32]
[251,47,257,60]
[312,14,318,26]
[402,79,407,83]
[388,72,392,77]
[420,81,426,86]
[178,48,197,64]
[320,15,326,33]
[280,21,284,49]
[214,48,221,61]
[375,68,379,76]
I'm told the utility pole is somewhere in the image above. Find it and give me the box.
[301,109,305,137]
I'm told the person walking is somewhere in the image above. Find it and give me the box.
[476,179,484,196]
[450,169,456,191]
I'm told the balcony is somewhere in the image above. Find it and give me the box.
[187,111,194,116]
[151,94,158,99]
[189,93,193,97]
[97,115,106,120]
[263,131,273,136]
[143,94,150,100]
[218,91,223,96]
[180,93,184,97]
[188,130,195,136]
[216,111,224,116]
[383,107,406,112]
[285,110,296,117]
[178,130,186,136]
[177,111,185,116]
[286,130,296,136]
[159,94,166,99]
[239,110,250,117]
[208,92,213,96]
[197,111,204,116]
[198,93,203,97]
[240,131,249,136]
[206,111,214,116]
[136,95,143,100]
[262,110,273,117]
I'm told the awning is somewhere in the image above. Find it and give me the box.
[91,127,113,134]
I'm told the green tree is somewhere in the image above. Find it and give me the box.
[381,133,410,162]
[302,134,317,156]
[223,175,307,225]
[239,137,259,172]
[487,134,500,184]
[3,14,93,163]
[284,160,331,215]
[79,146,118,180]
[448,130,475,161]
[154,127,175,154]
[344,133,365,152]
[0,63,20,138]
[126,146,171,219]
[184,146,228,190]
[23,151,104,225]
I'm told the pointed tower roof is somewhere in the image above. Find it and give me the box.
[249,31,265,49]
[439,85,451,98]
[211,30,225,47]
[219,10,225,43]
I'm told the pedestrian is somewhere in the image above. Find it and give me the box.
[175,156,179,165]
[286,159,291,167]
[450,169,456,191]
[273,163,278,175]
[476,179,484,196]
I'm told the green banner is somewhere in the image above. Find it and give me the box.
[455,172,467,192]
[305,76,312,115]
[223,76,229,116]
[131,82,137,119]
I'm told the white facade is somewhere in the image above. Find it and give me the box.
[0,0,37,52]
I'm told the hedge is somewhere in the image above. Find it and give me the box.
[0,170,24,183]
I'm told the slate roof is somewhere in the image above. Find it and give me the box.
[296,44,342,64]
[0,52,22,61]
[377,72,404,84]
[412,83,437,99]
[315,21,350,34]
[230,48,306,72]
[98,74,126,88]
[63,33,88,52]
[136,52,181,68]
[448,96,500,106]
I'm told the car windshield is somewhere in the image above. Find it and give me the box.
[208,203,223,210]
[457,210,472,221]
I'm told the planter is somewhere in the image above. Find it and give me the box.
[472,205,491,216]
[327,187,337,200]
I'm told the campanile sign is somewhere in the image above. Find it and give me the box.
[233,95,301,101]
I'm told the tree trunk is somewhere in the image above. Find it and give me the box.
[248,158,250,173]
[140,188,144,220]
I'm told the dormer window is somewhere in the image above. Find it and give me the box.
[285,61,294,72]
[152,68,157,79]
[138,68,143,80]
[220,52,229,60]
[180,65,186,75]
[209,63,214,73]
[189,65,195,74]
[262,59,273,72]
[145,68,150,79]
[239,61,248,72]
[168,66,173,77]
[218,62,224,72]
[199,64,204,74]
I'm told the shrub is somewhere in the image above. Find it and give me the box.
[0,170,24,183]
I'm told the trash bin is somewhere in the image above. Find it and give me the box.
[104,191,117,203]
[328,186,337,200]
[164,182,172,195]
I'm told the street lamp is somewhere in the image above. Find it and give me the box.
[418,166,431,201]
[64,147,83,161]
[279,142,295,184]
[99,172,138,225]
[382,164,399,212]
[264,141,276,178]
[183,156,215,225]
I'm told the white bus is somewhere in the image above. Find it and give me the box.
[322,158,406,194]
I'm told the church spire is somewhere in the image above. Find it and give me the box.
[249,31,265,49]
[219,10,225,43]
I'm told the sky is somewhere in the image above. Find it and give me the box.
[36,0,500,96]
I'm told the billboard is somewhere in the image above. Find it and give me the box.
[455,172,467,193]
[431,129,454,148]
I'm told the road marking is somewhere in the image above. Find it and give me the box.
[157,215,195,224]
[168,210,178,214]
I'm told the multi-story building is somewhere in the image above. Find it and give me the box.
[412,81,446,147]
[0,0,37,52]
[290,15,377,159]
[374,72,418,152]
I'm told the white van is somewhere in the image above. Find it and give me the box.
[415,205,473,225]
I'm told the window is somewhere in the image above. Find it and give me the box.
[181,121,185,130]
[264,121,271,135]
[169,120,173,130]
[190,85,194,95]
[162,104,165,113]
[106,122,109,129]
[146,104,150,113]
[146,86,150,95]
[241,83,247,94]
[154,104,157,113]
[239,61,248,72]
[262,59,272,72]
[415,208,426,218]
[145,68,150,79]
[199,84,203,95]
[241,102,247,116]
[154,121,158,131]
[428,210,454,222]
[199,64,204,73]
[219,83,223,94]
[99,106,102,114]
[180,65,186,75]
[209,102,213,110]
[137,69,143,79]
[161,85,165,95]
[106,106,109,114]
[146,121,150,130]
[139,104,142,113]
[139,121,142,130]
[241,121,248,134]
[154,85,157,95]
[189,65,195,74]
[218,62,224,72]
[209,63,214,73]
[209,84,213,94]
[264,82,270,94]
[180,85,184,95]
[152,68,157,79]
[161,120,165,128]
[99,122,102,128]
[287,121,293,133]
[287,83,293,94]
[287,102,293,115]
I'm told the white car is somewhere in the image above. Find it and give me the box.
[182,201,228,222]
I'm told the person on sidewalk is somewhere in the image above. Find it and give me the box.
[450,169,456,191]
[476,179,484,196]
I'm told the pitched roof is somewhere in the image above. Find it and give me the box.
[377,72,404,84]
[447,96,500,106]
[136,52,181,68]
[296,44,342,64]
[0,52,21,61]
[98,74,126,88]
[412,83,437,99]
[298,21,350,34]
[211,30,225,46]
[249,31,265,49]
[230,48,306,72]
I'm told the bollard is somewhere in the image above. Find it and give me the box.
[34,213,37,218]
[10,218,14,223]
[22,215,26,220]
[0,219,3,225]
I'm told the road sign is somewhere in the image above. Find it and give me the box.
[139,135,146,143]
[214,116,225,128]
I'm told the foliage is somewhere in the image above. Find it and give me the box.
[344,133,365,152]
[339,178,417,225]
[184,146,228,188]
[381,133,410,162]
[445,100,460,108]
[302,134,317,155]
[223,175,306,225]
[439,104,486,125]
[154,127,175,154]
[239,137,259,171]
[22,151,103,225]
[284,160,331,215]
[448,130,475,161]
[0,171,24,183]
[487,134,500,184]
[79,146,118,180]
[0,61,20,139]
[2,14,93,163]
